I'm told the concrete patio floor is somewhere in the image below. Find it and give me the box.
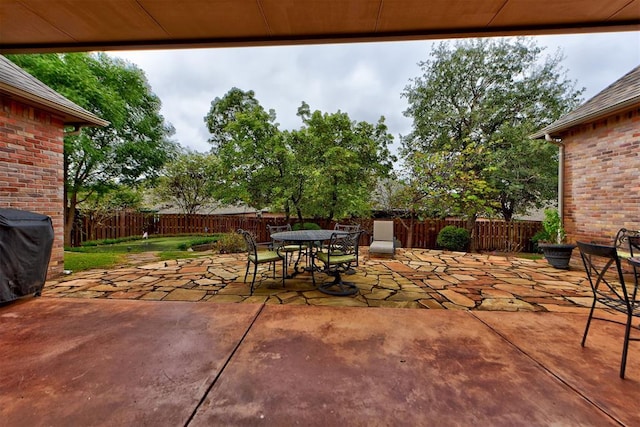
[1,248,638,425]
[1,298,638,426]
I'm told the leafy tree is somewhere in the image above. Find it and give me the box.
[293,102,396,220]
[204,91,396,222]
[7,53,177,246]
[154,151,221,215]
[401,38,583,237]
[204,88,292,215]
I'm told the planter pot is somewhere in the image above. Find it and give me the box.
[538,243,577,269]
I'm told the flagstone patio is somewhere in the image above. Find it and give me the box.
[45,248,593,312]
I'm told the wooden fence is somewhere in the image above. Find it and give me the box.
[72,212,542,252]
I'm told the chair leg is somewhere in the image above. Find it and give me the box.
[251,263,258,295]
[620,314,633,378]
[244,260,250,283]
[581,300,597,347]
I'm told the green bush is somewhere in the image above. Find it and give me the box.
[531,230,549,253]
[215,232,246,254]
[436,226,470,251]
[292,222,321,231]
[177,235,220,250]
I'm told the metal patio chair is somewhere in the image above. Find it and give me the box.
[577,241,640,378]
[238,229,285,295]
[312,230,361,296]
[614,228,640,260]
[267,223,308,268]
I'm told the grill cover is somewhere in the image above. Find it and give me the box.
[0,208,54,303]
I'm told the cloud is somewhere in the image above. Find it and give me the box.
[110,32,639,154]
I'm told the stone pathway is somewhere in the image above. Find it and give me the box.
[44,248,595,311]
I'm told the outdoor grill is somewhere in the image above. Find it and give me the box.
[0,208,54,303]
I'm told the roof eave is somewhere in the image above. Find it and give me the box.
[530,96,640,139]
[0,83,109,127]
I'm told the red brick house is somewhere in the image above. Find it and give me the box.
[0,55,107,277]
[532,65,640,245]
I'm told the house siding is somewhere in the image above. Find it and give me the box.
[0,95,65,278]
[562,106,640,244]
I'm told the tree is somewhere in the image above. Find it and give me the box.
[401,38,583,233]
[7,53,177,246]
[204,88,292,215]
[204,90,397,222]
[154,151,221,215]
[293,102,396,220]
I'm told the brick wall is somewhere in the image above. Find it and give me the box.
[0,95,65,278]
[562,106,640,245]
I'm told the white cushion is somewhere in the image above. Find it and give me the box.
[370,240,394,254]
[373,221,394,241]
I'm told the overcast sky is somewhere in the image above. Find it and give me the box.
[108,31,639,153]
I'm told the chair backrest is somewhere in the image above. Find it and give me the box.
[329,231,361,258]
[266,224,292,248]
[614,228,640,258]
[577,241,633,308]
[267,224,292,234]
[373,220,394,242]
[237,229,258,257]
[334,223,360,233]
[628,235,640,258]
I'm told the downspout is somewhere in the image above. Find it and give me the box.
[545,133,564,222]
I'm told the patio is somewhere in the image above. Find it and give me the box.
[44,248,593,311]
[1,248,638,425]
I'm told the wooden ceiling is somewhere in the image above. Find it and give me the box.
[1,0,639,53]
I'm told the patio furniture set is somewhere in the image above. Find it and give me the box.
[238,220,395,297]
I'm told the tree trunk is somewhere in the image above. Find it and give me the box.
[465,214,478,252]
[396,215,414,249]
[64,191,77,247]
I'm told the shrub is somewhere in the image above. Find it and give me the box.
[531,230,549,253]
[436,226,470,251]
[292,222,321,231]
[177,235,220,251]
[214,232,246,254]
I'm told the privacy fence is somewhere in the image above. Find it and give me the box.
[72,211,542,253]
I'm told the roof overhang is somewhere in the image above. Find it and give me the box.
[0,81,109,127]
[0,0,639,53]
[530,97,640,139]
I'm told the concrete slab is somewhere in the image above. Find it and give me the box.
[191,305,618,426]
[0,298,261,426]
[474,311,640,426]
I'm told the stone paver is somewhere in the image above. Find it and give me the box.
[45,247,607,313]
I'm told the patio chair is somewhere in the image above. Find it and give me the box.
[577,241,640,378]
[614,228,640,259]
[369,220,395,257]
[312,230,361,296]
[267,224,308,267]
[333,223,361,267]
[334,223,361,233]
[238,229,285,295]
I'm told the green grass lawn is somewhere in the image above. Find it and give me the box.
[64,235,221,272]
[64,252,127,272]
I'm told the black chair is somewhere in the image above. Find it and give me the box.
[334,223,361,266]
[614,228,640,259]
[267,223,308,268]
[238,229,285,295]
[312,231,361,296]
[577,241,640,378]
